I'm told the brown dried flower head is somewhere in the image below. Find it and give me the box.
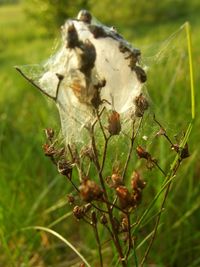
[43,143,56,157]
[73,205,85,220]
[131,171,146,191]
[108,111,121,135]
[136,146,151,160]
[116,186,134,209]
[79,178,103,202]
[134,93,149,117]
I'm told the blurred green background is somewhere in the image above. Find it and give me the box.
[0,0,199,266]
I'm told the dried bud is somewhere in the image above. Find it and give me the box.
[116,186,133,209]
[100,214,108,225]
[79,178,103,202]
[57,159,73,177]
[56,73,64,81]
[77,10,92,24]
[134,93,149,117]
[111,173,124,188]
[43,143,56,157]
[44,128,54,141]
[80,146,94,161]
[108,111,121,135]
[121,216,129,232]
[131,171,146,191]
[80,264,85,267]
[136,146,151,160]
[73,206,84,220]
[180,143,190,159]
[67,194,75,205]
[91,211,97,224]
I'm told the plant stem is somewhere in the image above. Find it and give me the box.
[122,120,135,179]
[93,222,103,267]
[90,114,126,267]
[140,161,181,266]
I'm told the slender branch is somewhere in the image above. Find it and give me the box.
[15,67,56,100]
[153,115,174,147]
[92,222,103,267]
[90,113,126,266]
[140,161,181,266]
[122,120,135,179]
[91,203,109,214]
[124,213,133,262]
[153,160,167,176]
[101,198,128,214]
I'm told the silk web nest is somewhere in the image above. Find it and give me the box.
[18,10,148,143]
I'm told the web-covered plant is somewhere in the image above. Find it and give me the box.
[16,10,195,267]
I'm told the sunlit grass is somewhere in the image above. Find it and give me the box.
[0,3,199,266]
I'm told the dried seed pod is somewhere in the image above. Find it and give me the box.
[116,186,133,209]
[91,210,97,224]
[100,214,108,225]
[66,23,79,48]
[111,172,124,188]
[136,146,151,160]
[77,10,92,24]
[67,194,75,205]
[44,128,54,141]
[131,171,146,191]
[73,205,85,220]
[134,93,149,117]
[43,143,56,157]
[121,216,129,232]
[57,159,73,177]
[79,178,103,202]
[108,111,121,135]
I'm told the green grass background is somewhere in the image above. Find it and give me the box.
[0,2,199,266]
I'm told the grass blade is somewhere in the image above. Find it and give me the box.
[23,226,91,267]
